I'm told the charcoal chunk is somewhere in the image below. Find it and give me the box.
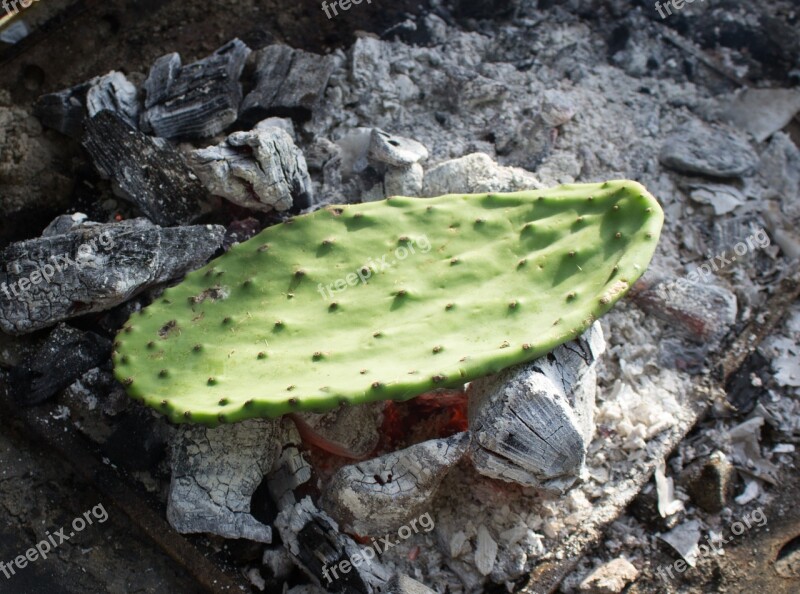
[188,123,313,212]
[86,71,140,128]
[141,39,251,139]
[83,111,208,225]
[33,80,93,139]
[0,218,225,335]
[240,44,335,123]
[8,324,111,405]
[34,71,140,138]
[468,322,605,494]
[167,419,280,543]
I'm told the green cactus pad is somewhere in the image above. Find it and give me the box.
[113,180,663,425]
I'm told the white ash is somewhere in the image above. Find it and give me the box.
[188,123,313,212]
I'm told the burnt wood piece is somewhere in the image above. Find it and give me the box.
[320,432,470,535]
[0,218,225,335]
[8,323,112,406]
[275,496,392,594]
[33,79,93,139]
[140,39,251,139]
[34,71,140,138]
[85,71,140,128]
[187,123,313,213]
[83,111,208,225]
[167,420,279,544]
[467,322,605,494]
[240,44,335,124]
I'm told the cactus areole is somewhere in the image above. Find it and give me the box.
[113,181,663,425]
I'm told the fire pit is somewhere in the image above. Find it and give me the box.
[1,1,799,593]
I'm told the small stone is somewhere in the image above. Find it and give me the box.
[384,163,424,197]
[678,450,734,513]
[578,558,638,594]
[540,89,576,127]
[368,128,429,167]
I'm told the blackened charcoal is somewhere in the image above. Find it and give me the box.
[0,218,225,335]
[275,497,391,593]
[86,71,140,129]
[141,39,251,139]
[240,45,335,124]
[34,71,140,138]
[34,80,93,139]
[8,324,111,406]
[83,111,208,225]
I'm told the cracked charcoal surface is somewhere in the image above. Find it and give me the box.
[141,39,251,139]
[167,418,279,543]
[0,218,225,335]
[320,432,469,535]
[468,321,605,493]
[113,181,663,424]
[83,110,209,225]
[188,123,313,213]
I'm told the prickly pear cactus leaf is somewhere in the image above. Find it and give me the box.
[113,180,663,425]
